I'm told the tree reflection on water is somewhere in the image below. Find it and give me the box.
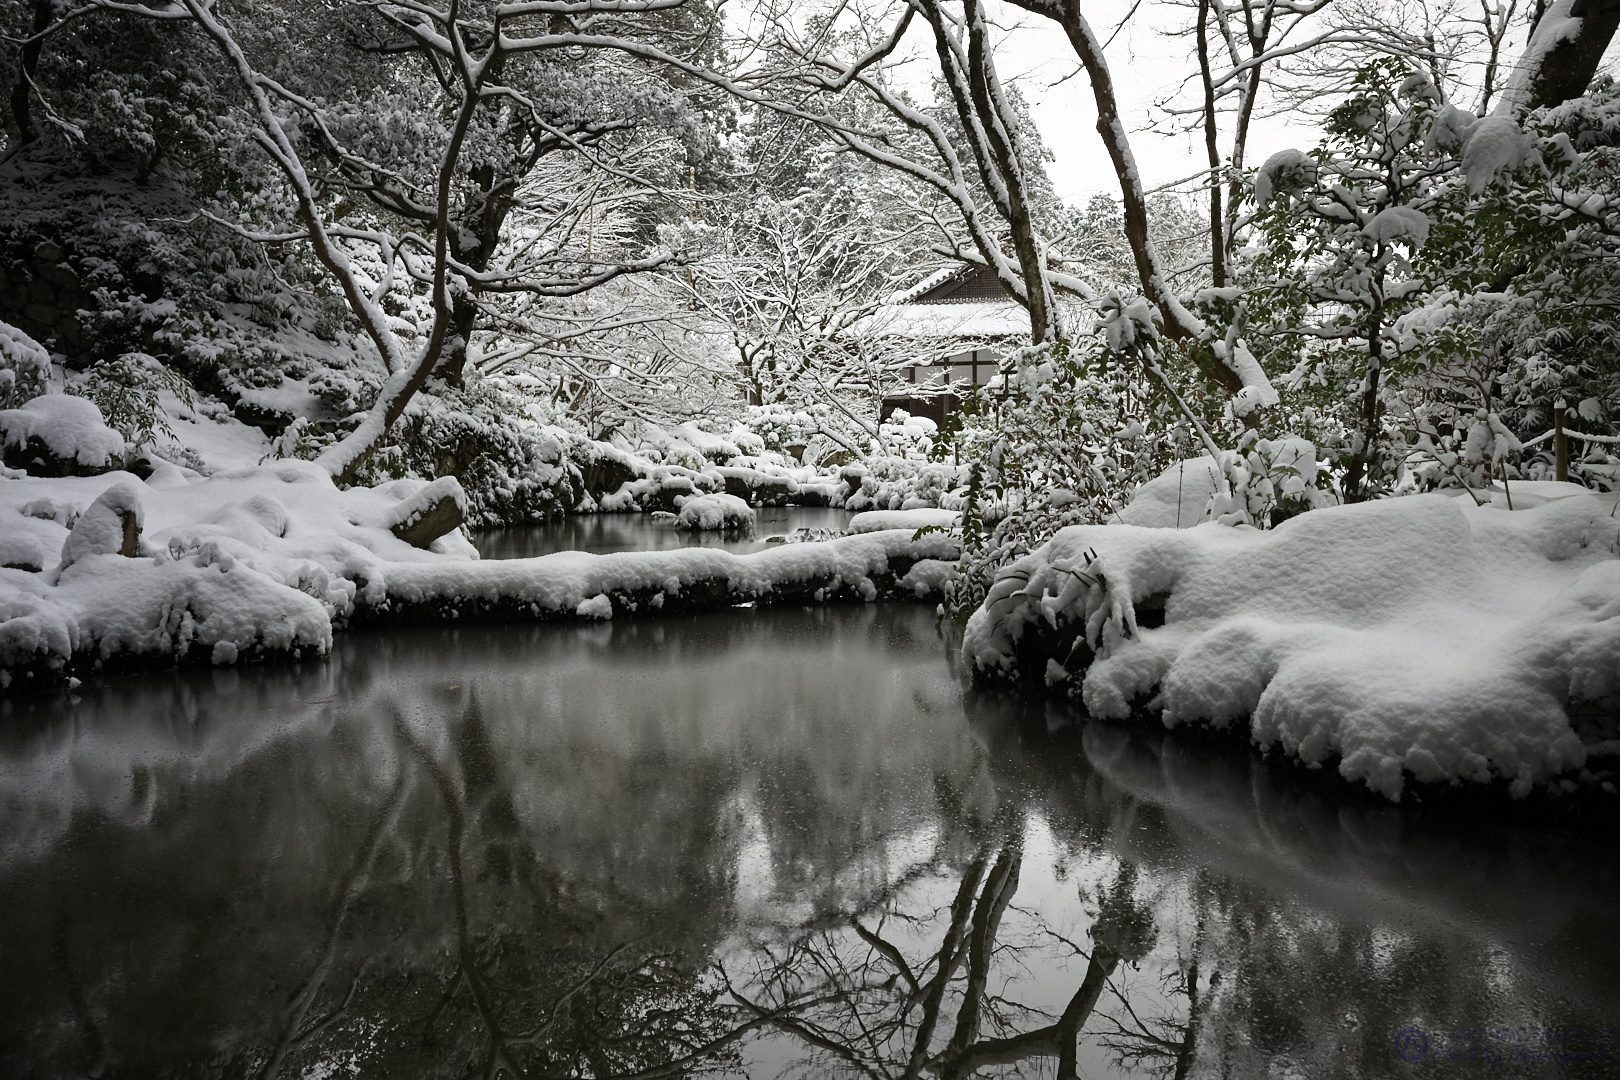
[0,610,1615,1078]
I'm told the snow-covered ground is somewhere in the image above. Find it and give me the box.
[964,485,1620,800]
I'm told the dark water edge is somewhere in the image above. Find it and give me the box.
[0,605,1616,1079]
[470,506,857,560]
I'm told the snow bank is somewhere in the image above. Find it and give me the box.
[963,494,1620,800]
[674,493,755,534]
[370,527,962,624]
[849,508,960,534]
[0,463,470,686]
[0,461,956,688]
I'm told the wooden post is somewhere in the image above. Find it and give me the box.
[1555,398,1569,482]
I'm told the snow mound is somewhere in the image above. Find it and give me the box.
[674,493,755,534]
[963,494,1620,800]
[0,394,126,472]
[848,508,960,534]
[1116,458,1224,528]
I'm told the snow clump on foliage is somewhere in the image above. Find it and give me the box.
[0,321,51,409]
[1253,149,1317,208]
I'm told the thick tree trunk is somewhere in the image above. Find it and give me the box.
[1197,0,1225,288]
[1496,0,1620,113]
[6,0,54,150]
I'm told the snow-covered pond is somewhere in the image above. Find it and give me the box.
[1,605,1616,1078]
[471,506,856,559]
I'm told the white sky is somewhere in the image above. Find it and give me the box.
[732,0,1613,207]
[987,1,1316,203]
[862,0,1546,205]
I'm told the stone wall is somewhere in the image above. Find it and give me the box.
[1,243,92,366]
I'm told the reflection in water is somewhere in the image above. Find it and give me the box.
[0,606,1616,1078]
[470,506,856,559]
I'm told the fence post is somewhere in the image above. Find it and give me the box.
[1555,398,1568,482]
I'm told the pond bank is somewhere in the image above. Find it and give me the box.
[0,463,968,693]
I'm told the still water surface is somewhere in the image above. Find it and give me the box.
[0,524,1616,1078]
[471,506,856,559]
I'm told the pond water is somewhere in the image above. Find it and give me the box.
[471,506,856,559]
[1,531,1617,1078]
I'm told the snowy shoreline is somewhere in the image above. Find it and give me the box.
[0,461,961,693]
[964,491,1620,801]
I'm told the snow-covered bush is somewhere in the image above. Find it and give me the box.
[874,409,935,460]
[673,493,755,533]
[384,384,583,525]
[1,394,127,476]
[0,321,50,410]
[935,335,1208,622]
[66,352,193,449]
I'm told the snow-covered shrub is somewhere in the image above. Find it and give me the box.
[673,493,755,534]
[874,409,935,460]
[384,384,584,525]
[937,335,1205,621]
[739,403,857,463]
[66,352,193,449]
[846,456,970,513]
[0,321,51,409]
[1,394,127,475]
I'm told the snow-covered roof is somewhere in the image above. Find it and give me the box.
[860,300,1033,339]
[885,265,964,305]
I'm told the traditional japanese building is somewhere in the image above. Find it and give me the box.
[870,264,1030,423]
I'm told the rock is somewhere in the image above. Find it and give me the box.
[59,481,144,571]
[232,400,295,435]
[839,464,868,501]
[23,302,58,326]
[647,475,696,513]
[35,243,63,263]
[36,263,78,289]
[55,318,85,349]
[715,465,798,506]
[580,453,639,499]
[388,476,467,549]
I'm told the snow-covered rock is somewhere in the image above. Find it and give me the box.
[674,492,755,534]
[56,480,144,572]
[0,394,126,475]
[963,494,1620,800]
